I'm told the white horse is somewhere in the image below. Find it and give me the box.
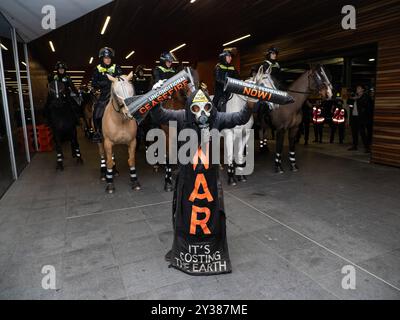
[222,83,255,186]
[222,67,278,185]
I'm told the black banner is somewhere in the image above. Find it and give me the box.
[224,77,295,105]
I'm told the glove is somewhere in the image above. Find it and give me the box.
[152,79,166,90]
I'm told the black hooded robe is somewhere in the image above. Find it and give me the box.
[151,91,252,275]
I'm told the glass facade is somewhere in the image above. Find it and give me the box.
[0,13,37,197]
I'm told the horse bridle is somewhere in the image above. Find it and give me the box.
[111,77,132,117]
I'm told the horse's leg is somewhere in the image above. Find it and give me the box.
[236,127,249,182]
[104,138,115,194]
[98,142,106,181]
[164,134,173,192]
[275,128,285,173]
[54,131,64,171]
[288,126,299,172]
[128,138,141,191]
[112,153,119,177]
[71,127,83,164]
[224,129,237,186]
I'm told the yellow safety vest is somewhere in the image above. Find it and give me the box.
[218,64,235,71]
[97,64,116,75]
[157,66,175,73]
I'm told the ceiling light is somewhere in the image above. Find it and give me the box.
[223,34,251,46]
[170,43,186,53]
[21,61,26,66]
[125,51,135,59]
[190,0,197,3]
[89,57,93,64]
[49,41,55,52]
[0,43,8,50]
[369,58,375,62]
[100,16,111,35]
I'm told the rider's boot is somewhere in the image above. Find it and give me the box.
[92,131,102,144]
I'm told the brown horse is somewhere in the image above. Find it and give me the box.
[157,68,199,191]
[99,72,140,193]
[82,90,98,139]
[255,65,333,173]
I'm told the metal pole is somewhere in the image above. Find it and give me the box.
[0,42,18,179]
[11,27,30,162]
[23,43,38,151]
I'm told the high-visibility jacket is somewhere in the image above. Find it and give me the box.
[312,106,325,124]
[332,107,345,124]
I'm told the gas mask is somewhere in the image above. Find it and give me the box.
[190,90,213,129]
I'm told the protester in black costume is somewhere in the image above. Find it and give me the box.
[150,87,255,275]
[91,47,122,143]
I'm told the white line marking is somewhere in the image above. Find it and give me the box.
[226,191,400,292]
[66,200,172,220]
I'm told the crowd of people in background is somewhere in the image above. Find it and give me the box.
[296,85,374,153]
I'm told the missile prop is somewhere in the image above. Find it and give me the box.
[125,69,193,124]
[224,77,295,105]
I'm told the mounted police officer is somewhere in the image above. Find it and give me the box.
[52,61,77,95]
[91,47,122,143]
[45,61,83,169]
[153,52,176,85]
[262,47,282,87]
[213,50,240,112]
[133,65,150,95]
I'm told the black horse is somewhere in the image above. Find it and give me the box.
[44,79,83,170]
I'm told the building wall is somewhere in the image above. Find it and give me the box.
[27,51,48,123]
[240,0,400,167]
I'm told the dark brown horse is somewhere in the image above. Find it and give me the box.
[45,79,83,170]
[254,65,333,173]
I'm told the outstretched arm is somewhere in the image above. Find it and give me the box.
[150,104,185,126]
[216,100,256,130]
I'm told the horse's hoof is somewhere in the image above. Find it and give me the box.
[290,164,299,172]
[113,168,120,177]
[56,163,64,171]
[228,177,237,186]
[106,184,115,194]
[153,165,159,173]
[131,180,141,191]
[275,166,284,174]
[164,181,173,192]
[219,165,224,171]
[237,175,247,182]
[100,174,106,182]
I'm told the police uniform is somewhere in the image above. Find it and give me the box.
[91,53,122,141]
[312,103,325,143]
[330,99,346,144]
[133,71,150,95]
[213,51,240,112]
